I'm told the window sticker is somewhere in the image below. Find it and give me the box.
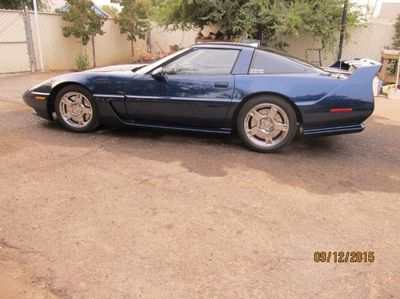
[249,69,265,74]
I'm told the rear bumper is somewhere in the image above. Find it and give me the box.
[303,124,365,137]
[23,90,52,120]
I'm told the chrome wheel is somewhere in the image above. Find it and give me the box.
[59,92,93,128]
[244,103,290,148]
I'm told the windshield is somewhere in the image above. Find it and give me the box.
[135,48,191,75]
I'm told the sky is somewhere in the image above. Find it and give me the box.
[49,0,400,14]
[50,0,120,10]
[91,0,400,4]
[92,0,119,9]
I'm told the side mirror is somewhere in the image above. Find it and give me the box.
[151,67,165,81]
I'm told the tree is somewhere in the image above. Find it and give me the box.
[0,0,46,10]
[151,0,360,50]
[151,0,245,36]
[393,15,400,49]
[101,4,118,18]
[60,0,107,67]
[112,0,149,57]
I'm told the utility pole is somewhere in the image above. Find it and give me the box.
[337,0,348,61]
[23,6,36,72]
[33,0,44,71]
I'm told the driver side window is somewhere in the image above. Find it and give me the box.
[163,48,239,75]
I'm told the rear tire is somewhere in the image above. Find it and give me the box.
[54,85,100,133]
[237,95,297,153]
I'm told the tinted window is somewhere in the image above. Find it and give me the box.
[164,48,239,75]
[249,50,319,74]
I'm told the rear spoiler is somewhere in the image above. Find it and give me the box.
[318,64,381,104]
[346,64,381,84]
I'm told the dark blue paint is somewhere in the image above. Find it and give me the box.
[125,73,235,127]
[231,47,254,74]
[23,43,381,137]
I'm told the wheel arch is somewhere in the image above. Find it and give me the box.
[47,82,93,115]
[231,91,304,128]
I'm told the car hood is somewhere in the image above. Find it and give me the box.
[84,64,148,73]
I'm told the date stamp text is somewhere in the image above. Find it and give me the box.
[314,251,375,263]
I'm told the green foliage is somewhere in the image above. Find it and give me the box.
[273,41,289,52]
[0,0,46,10]
[151,0,360,49]
[150,0,246,35]
[393,15,400,49]
[60,0,106,46]
[75,51,90,70]
[101,4,118,17]
[112,0,149,42]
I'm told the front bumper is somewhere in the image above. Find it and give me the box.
[23,90,53,120]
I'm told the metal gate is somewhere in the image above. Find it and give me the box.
[0,8,36,73]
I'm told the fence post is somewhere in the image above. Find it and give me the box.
[32,0,45,71]
[22,7,36,72]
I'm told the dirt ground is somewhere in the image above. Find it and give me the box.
[0,72,399,298]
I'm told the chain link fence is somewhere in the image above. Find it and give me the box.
[0,8,137,73]
[0,9,32,73]
[0,8,396,74]
[0,9,199,74]
[274,21,395,66]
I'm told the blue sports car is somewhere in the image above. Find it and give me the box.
[23,42,380,152]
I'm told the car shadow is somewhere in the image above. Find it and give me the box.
[4,109,400,195]
[43,118,400,194]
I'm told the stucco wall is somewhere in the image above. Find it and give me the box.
[28,11,133,70]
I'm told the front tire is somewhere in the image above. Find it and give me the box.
[54,85,100,133]
[237,95,297,153]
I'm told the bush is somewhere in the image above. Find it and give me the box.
[75,51,90,71]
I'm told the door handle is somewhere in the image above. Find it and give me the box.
[214,82,229,88]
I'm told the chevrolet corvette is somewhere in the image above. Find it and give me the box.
[23,43,381,152]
